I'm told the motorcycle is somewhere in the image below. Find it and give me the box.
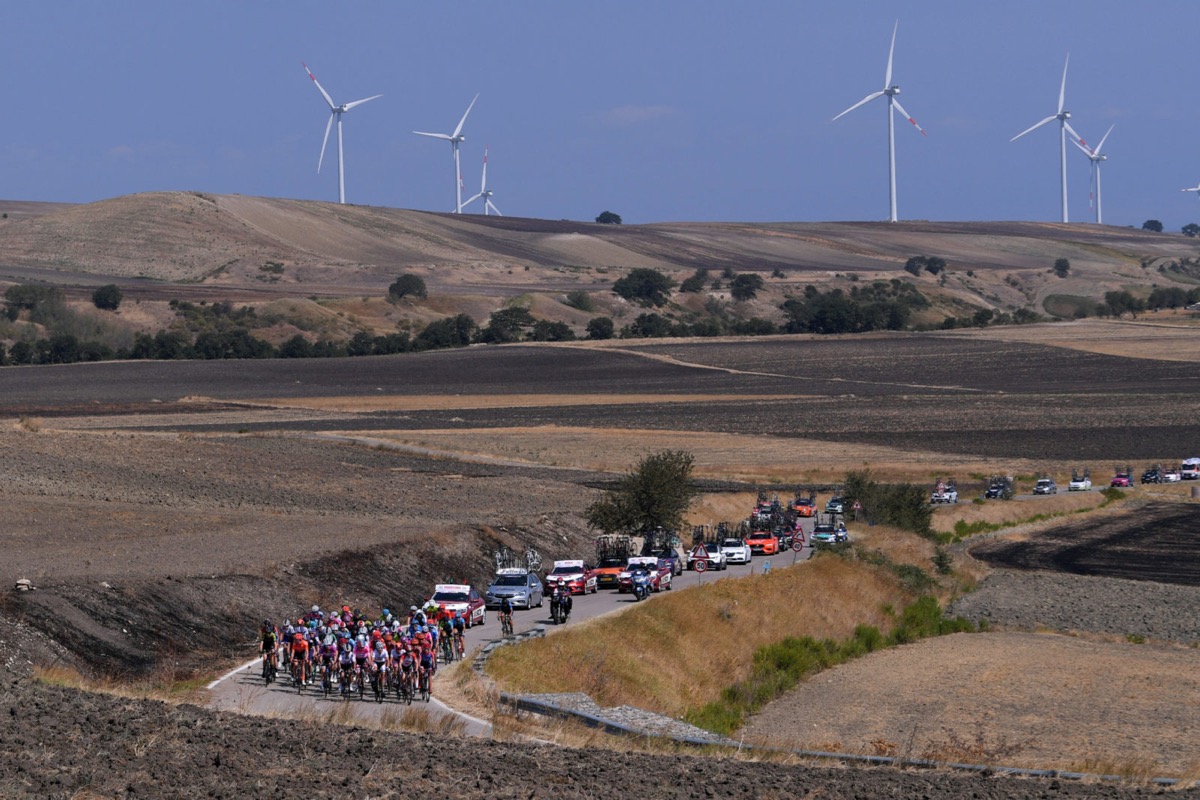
[550,588,572,624]
[630,569,652,602]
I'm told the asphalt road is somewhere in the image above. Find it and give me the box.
[206,522,821,735]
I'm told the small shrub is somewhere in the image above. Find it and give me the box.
[388,274,428,301]
[91,284,123,311]
[563,290,594,312]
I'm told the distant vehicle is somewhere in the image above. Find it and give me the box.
[618,556,672,593]
[792,494,817,517]
[429,584,486,627]
[1068,472,1092,492]
[985,476,1014,500]
[1140,466,1163,485]
[687,542,728,571]
[825,497,846,515]
[485,569,544,610]
[1162,467,1182,483]
[811,522,848,546]
[1181,458,1200,480]
[544,560,597,595]
[746,529,781,556]
[1110,473,1133,488]
[930,478,958,504]
[1033,478,1058,495]
[719,538,752,565]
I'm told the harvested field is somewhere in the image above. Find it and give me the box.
[969,503,1200,587]
[741,631,1200,777]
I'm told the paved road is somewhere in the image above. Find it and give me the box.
[206,524,820,735]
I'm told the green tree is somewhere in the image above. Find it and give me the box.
[528,320,576,341]
[595,210,622,225]
[1142,219,1164,232]
[413,314,476,350]
[91,284,123,311]
[1183,223,1200,238]
[388,274,428,300]
[9,340,33,364]
[612,268,675,307]
[586,316,614,340]
[624,312,673,338]
[729,273,765,301]
[679,268,709,293]
[478,307,536,343]
[563,290,595,312]
[585,450,699,534]
[1053,258,1070,278]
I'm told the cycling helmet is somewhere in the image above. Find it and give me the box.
[311,605,320,613]
[323,634,335,646]
[357,634,367,644]
[342,642,351,651]
[284,619,292,626]
[374,640,384,649]
[382,607,390,617]
[262,619,271,627]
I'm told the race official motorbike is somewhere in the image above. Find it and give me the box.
[549,586,573,624]
[630,568,652,602]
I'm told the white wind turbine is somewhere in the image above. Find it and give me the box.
[414,94,479,214]
[1011,55,1086,224]
[1072,124,1113,225]
[461,146,502,216]
[832,20,927,223]
[302,63,382,205]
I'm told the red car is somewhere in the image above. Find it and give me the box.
[746,529,780,556]
[1110,473,1133,488]
[543,560,598,595]
[428,584,486,627]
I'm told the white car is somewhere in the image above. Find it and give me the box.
[1162,468,1182,483]
[719,537,752,565]
[1068,476,1092,492]
[686,542,728,571]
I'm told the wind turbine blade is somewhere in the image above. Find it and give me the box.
[344,94,383,111]
[453,93,479,138]
[1094,123,1114,154]
[318,113,334,173]
[463,193,482,207]
[413,131,453,140]
[487,200,502,216]
[884,20,898,88]
[1183,186,1200,193]
[1071,137,1094,157]
[890,98,926,136]
[833,91,885,121]
[302,63,336,110]
[1058,53,1069,114]
[1063,121,1086,148]
[480,146,489,192]
[1011,115,1057,142]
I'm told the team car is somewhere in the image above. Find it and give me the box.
[719,537,753,565]
[429,584,486,627]
[811,522,849,546]
[1110,472,1133,488]
[1181,458,1200,481]
[687,542,728,571]
[930,479,958,504]
[791,494,817,517]
[593,554,631,589]
[746,529,781,556]
[1033,478,1058,495]
[485,569,544,610]
[825,496,847,515]
[544,560,598,595]
[617,556,673,593]
[1068,472,1092,492]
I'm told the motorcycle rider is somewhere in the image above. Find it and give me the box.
[556,578,572,621]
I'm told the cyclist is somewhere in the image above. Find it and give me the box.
[452,611,467,654]
[337,640,355,688]
[259,619,278,673]
[498,597,514,634]
[417,644,436,689]
[397,646,417,696]
[280,620,296,676]
[438,614,454,659]
[290,629,310,686]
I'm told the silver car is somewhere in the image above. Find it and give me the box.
[485,569,544,609]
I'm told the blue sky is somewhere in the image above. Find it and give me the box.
[4,2,1200,230]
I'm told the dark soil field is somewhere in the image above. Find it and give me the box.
[969,503,1200,587]
[1,679,1187,800]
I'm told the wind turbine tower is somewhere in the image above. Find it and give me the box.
[1073,125,1113,225]
[1011,55,1084,223]
[414,95,479,213]
[462,147,502,216]
[302,63,382,205]
[832,20,927,223]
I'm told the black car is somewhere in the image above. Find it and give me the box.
[985,479,1013,500]
[1141,468,1162,484]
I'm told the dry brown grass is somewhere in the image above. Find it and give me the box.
[33,664,207,704]
[487,549,926,719]
[959,318,1200,362]
[931,492,1105,534]
[248,393,805,413]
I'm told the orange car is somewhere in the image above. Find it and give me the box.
[746,530,780,556]
[792,496,817,517]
